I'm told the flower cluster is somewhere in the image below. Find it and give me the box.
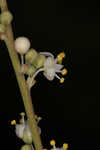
[11,114,69,150]
[11,112,41,148]
[14,37,68,89]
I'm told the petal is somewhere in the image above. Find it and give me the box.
[44,57,55,69]
[43,71,55,81]
[55,64,63,72]
[15,124,25,139]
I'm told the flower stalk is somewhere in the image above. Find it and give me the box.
[0,1,43,150]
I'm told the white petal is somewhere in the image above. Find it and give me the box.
[55,64,63,72]
[43,71,55,81]
[15,124,25,138]
[44,57,55,69]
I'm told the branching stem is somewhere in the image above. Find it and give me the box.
[0,1,43,150]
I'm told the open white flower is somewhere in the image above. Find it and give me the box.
[43,56,63,81]
[11,113,41,142]
[31,52,67,83]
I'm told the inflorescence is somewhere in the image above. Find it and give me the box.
[0,9,69,150]
[11,113,69,150]
[14,37,68,89]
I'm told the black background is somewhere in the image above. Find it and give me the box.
[0,0,100,150]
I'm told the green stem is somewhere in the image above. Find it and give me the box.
[0,1,43,150]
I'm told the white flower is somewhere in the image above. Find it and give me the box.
[43,56,63,81]
[15,123,25,139]
[11,113,41,141]
[31,52,67,83]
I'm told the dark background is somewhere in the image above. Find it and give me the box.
[0,0,100,150]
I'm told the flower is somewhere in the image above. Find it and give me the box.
[11,112,41,143]
[31,52,67,83]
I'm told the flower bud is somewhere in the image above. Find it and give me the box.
[26,65,36,76]
[22,126,32,144]
[21,145,32,150]
[34,54,46,68]
[25,49,38,64]
[0,11,13,25]
[0,24,6,33]
[15,37,30,54]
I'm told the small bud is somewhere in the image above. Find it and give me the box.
[21,145,32,150]
[15,37,30,54]
[0,11,13,25]
[34,54,46,68]
[0,24,6,33]
[26,65,36,76]
[25,49,38,64]
[22,127,32,144]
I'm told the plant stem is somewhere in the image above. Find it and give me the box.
[0,1,43,150]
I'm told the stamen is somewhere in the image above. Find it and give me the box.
[55,74,61,80]
[11,120,16,125]
[39,52,54,58]
[37,117,42,121]
[50,140,56,146]
[60,78,65,83]
[20,112,25,124]
[61,69,68,75]
[57,52,65,64]
[20,112,25,116]
[58,52,65,58]
[63,143,68,150]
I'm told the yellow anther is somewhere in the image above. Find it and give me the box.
[58,52,65,58]
[11,120,16,125]
[20,112,25,116]
[19,119,23,124]
[60,77,65,83]
[63,143,68,149]
[61,69,68,75]
[37,117,41,121]
[57,52,65,64]
[57,52,65,59]
[50,140,56,146]
[43,149,47,150]
[59,52,65,58]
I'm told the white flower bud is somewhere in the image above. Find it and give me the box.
[15,37,30,54]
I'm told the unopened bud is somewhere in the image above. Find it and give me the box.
[34,54,46,68]
[15,37,30,54]
[0,11,13,25]
[25,49,38,64]
[22,127,32,144]
[21,145,32,150]
[26,65,36,76]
